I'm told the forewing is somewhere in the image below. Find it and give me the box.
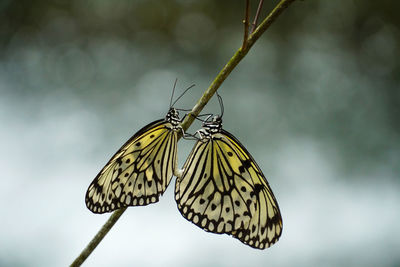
[86,120,177,213]
[175,136,257,235]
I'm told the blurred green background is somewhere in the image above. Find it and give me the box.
[1,1,399,266]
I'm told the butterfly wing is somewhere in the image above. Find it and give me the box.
[175,137,255,234]
[86,119,178,213]
[221,130,282,249]
[175,129,282,249]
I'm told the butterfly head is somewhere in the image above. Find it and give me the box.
[166,107,181,126]
[201,92,224,134]
[202,115,222,134]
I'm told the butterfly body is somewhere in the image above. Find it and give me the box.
[175,115,283,249]
[86,108,182,214]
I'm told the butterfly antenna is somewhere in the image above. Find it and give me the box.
[216,92,224,117]
[175,108,192,112]
[171,84,195,107]
[169,78,178,109]
[194,113,213,123]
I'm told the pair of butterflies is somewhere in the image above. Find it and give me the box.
[85,93,282,250]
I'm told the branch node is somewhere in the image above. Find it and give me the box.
[242,0,250,50]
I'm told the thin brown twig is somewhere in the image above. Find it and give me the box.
[247,0,296,48]
[242,0,250,49]
[251,0,264,33]
[181,0,297,134]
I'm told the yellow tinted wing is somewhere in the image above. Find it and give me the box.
[86,120,178,213]
[222,132,283,249]
[175,130,282,249]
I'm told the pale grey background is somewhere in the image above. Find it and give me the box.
[1,1,399,266]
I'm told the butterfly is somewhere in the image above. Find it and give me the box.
[175,94,283,249]
[86,84,192,214]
